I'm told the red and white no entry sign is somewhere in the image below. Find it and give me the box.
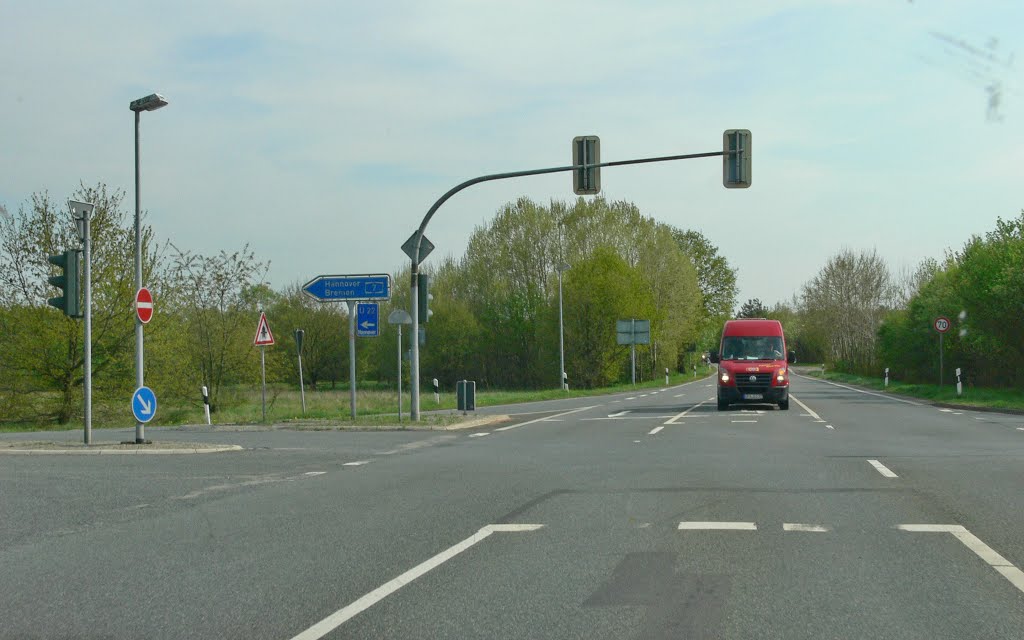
[934,316,951,333]
[136,288,154,324]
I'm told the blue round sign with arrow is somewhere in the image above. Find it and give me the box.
[132,386,157,423]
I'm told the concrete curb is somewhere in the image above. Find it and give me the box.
[0,444,244,455]
[439,415,512,431]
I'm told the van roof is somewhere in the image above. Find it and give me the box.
[723,319,784,336]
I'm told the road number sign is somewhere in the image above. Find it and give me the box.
[934,316,951,333]
[136,288,154,324]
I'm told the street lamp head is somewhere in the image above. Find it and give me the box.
[130,93,169,112]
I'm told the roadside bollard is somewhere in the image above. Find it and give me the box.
[563,372,569,391]
[433,378,439,404]
[202,385,211,425]
[956,368,962,397]
[884,367,889,388]
[666,367,671,384]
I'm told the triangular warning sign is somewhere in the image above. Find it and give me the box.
[254,312,275,346]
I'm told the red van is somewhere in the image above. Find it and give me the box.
[709,319,795,411]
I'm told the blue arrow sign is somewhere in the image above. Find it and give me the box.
[302,274,391,302]
[357,302,379,337]
[132,386,157,423]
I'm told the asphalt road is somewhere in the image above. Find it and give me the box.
[1,374,1023,639]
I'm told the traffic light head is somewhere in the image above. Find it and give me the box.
[417,273,433,323]
[47,249,81,317]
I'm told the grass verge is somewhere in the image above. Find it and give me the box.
[801,369,1024,412]
[1,369,716,432]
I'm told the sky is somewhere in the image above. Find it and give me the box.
[1,0,1021,309]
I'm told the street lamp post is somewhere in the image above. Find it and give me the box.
[557,262,570,391]
[129,93,167,444]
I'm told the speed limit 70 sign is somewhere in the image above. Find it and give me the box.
[934,316,951,333]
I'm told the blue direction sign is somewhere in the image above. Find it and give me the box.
[131,386,157,423]
[302,274,391,302]
[356,302,379,337]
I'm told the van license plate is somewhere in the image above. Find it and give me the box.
[743,393,763,400]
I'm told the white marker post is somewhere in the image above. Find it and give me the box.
[433,378,439,404]
[666,367,670,385]
[956,367,962,397]
[884,367,889,388]
[202,385,211,425]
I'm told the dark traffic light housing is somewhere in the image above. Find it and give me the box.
[47,249,82,318]
[417,273,433,323]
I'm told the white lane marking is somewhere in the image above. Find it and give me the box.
[648,426,664,435]
[611,400,621,403]
[608,411,629,418]
[678,521,757,530]
[664,397,713,425]
[1017,427,1024,431]
[626,397,637,401]
[826,425,835,430]
[731,420,757,423]
[494,405,597,431]
[783,523,830,532]
[952,412,963,415]
[939,408,953,413]
[468,433,489,438]
[868,459,898,478]
[290,524,544,639]
[794,374,922,405]
[343,461,370,467]
[897,524,1024,595]
[304,471,327,476]
[639,394,649,398]
[542,419,563,422]
[789,394,823,421]
[674,393,687,398]
[799,413,812,417]
[633,440,642,443]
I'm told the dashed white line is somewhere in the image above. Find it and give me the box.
[664,397,713,425]
[1017,427,1024,431]
[673,393,687,398]
[304,471,327,476]
[608,411,629,418]
[494,405,597,431]
[678,521,757,530]
[626,397,636,401]
[289,524,544,640]
[783,523,830,532]
[939,408,953,413]
[648,426,664,435]
[731,420,757,423]
[342,461,370,467]
[468,433,489,438]
[897,524,1024,595]
[826,425,835,430]
[789,394,824,422]
[867,459,898,478]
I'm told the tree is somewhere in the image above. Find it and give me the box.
[671,229,738,319]
[164,244,269,410]
[0,184,159,423]
[737,298,769,318]
[800,248,898,373]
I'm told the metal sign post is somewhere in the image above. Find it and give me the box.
[934,316,950,387]
[253,312,275,422]
[295,329,306,415]
[69,200,94,444]
[387,309,412,423]
[302,274,393,421]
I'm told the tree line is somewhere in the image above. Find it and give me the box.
[0,187,738,424]
[753,210,1023,389]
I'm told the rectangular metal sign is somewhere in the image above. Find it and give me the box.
[616,319,651,345]
[356,302,379,338]
[302,274,391,302]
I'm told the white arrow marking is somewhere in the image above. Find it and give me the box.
[136,396,152,415]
